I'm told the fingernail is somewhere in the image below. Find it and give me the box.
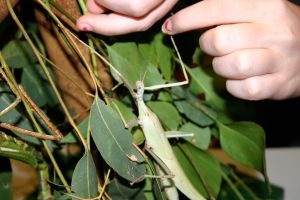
[78,23,92,32]
[162,19,172,34]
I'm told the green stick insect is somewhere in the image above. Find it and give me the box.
[70,30,206,200]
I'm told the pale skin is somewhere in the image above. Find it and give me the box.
[77,0,300,101]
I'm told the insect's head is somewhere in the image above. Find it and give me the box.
[136,80,145,97]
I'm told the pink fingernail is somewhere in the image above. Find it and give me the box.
[162,19,172,34]
[78,23,92,32]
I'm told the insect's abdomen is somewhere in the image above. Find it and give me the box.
[139,109,205,200]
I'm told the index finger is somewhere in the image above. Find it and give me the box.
[162,0,269,34]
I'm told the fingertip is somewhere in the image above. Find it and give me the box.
[162,18,174,35]
[76,17,93,32]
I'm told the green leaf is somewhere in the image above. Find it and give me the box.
[60,116,89,143]
[21,67,47,107]
[132,128,145,146]
[157,91,172,102]
[174,100,214,127]
[219,121,265,172]
[0,171,12,200]
[2,40,36,69]
[173,143,222,198]
[147,101,181,130]
[90,97,145,182]
[107,179,146,200]
[179,122,211,150]
[71,152,98,199]
[138,43,157,67]
[107,42,164,89]
[0,158,12,200]
[111,98,137,125]
[187,66,225,110]
[0,132,41,167]
[152,33,172,81]
[21,64,58,107]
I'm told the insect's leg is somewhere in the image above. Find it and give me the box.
[165,131,194,139]
[145,145,174,177]
[154,163,179,200]
[144,35,189,91]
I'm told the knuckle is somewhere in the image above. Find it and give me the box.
[243,79,262,100]
[234,53,251,75]
[128,1,149,17]
[271,0,288,16]
[136,20,153,32]
[210,26,228,54]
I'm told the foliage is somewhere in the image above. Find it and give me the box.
[0,1,282,200]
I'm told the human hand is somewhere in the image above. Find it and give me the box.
[162,0,300,100]
[76,0,178,35]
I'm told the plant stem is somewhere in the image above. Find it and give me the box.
[221,170,246,200]
[229,171,262,200]
[7,0,88,150]
[1,50,71,193]
[5,0,74,192]
[177,143,216,200]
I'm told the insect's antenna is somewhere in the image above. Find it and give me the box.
[66,30,136,97]
[141,68,149,83]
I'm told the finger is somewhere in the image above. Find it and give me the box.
[199,23,271,56]
[226,74,281,100]
[86,0,106,14]
[77,13,143,35]
[77,0,177,35]
[162,0,270,34]
[95,0,164,17]
[213,49,277,79]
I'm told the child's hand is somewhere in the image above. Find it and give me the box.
[76,0,178,35]
[163,0,300,100]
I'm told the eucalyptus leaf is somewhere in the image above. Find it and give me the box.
[107,179,146,200]
[0,158,12,200]
[173,143,222,198]
[187,66,225,110]
[2,40,36,69]
[21,64,58,107]
[71,152,98,199]
[147,101,181,130]
[142,178,155,200]
[138,43,157,67]
[132,128,145,146]
[0,171,12,200]
[179,122,211,150]
[219,121,265,172]
[107,42,164,89]
[90,97,145,182]
[138,33,173,81]
[157,91,172,102]
[111,98,137,126]
[21,67,47,107]
[174,100,214,127]
[60,116,89,143]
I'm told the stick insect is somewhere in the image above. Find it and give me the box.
[70,31,206,200]
[0,52,62,141]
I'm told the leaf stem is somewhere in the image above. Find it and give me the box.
[221,169,246,200]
